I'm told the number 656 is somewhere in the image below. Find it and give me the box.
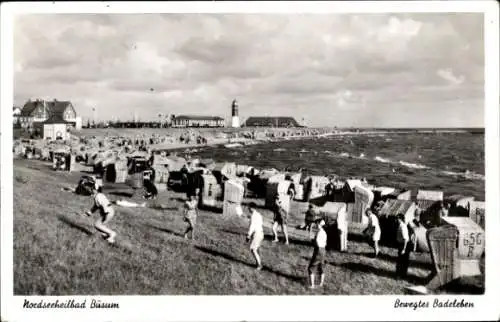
[463,232,483,246]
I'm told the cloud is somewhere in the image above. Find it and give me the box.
[13,13,484,127]
[437,68,466,85]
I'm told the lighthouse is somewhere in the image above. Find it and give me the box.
[231,99,240,128]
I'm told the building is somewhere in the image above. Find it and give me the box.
[41,114,72,141]
[13,106,21,125]
[243,116,301,128]
[19,99,82,130]
[231,99,240,128]
[171,115,225,128]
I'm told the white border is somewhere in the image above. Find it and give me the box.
[1,2,499,322]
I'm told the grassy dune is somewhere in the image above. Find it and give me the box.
[13,159,484,295]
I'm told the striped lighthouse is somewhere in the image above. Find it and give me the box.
[231,99,240,128]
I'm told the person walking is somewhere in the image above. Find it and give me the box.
[337,203,349,252]
[364,209,381,257]
[183,194,198,240]
[84,185,117,244]
[396,213,411,278]
[308,219,327,289]
[247,202,264,270]
[272,194,290,245]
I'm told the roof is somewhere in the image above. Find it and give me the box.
[345,179,362,190]
[444,194,475,204]
[373,186,396,196]
[20,101,40,116]
[48,101,72,116]
[416,190,443,201]
[20,100,73,117]
[174,115,224,121]
[43,114,71,124]
[378,199,415,217]
[442,217,483,230]
[243,116,301,127]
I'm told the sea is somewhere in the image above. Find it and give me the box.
[178,131,485,201]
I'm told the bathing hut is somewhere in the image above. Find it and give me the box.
[249,169,282,198]
[235,164,251,177]
[198,158,216,171]
[152,164,170,184]
[223,179,245,217]
[469,201,485,229]
[423,217,485,292]
[444,195,475,217]
[350,185,374,224]
[164,156,187,172]
[373,187,412,203]
[377,199,417,245]
[303,176,330,202]
[199,174,222,209]
[105,158,128,183]
[52,150,76,172]
[417,190,443,202]
[340,179,363,203]
[318,202,347,224]
[265,179,292,209]
[125,156,149,189]
[395,189,412,200]
[220,162,237,178]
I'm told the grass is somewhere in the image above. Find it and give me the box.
[13,159,484,295]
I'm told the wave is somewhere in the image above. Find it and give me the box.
[441,169,485,181]
[398,160,429,170]
[340,152,350,158]
[273,148,287,152]
[299,149,309,153]
[374,156,392,163]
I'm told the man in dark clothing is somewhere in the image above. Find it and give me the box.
[143,179,159,200]
[396,213,411,278]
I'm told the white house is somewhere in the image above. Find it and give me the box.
[42,116,71,141]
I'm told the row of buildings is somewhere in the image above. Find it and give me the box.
[13,98,304,133]
[169,115,301,128]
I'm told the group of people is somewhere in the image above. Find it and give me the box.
[246,201,328,289]
[79,171,452,289]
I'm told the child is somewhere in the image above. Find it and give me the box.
[308,219,327,289]
[302,203,317,233]
[364,208,381,257]
[84,185,117,244]
[337,203,349,252]
[247,202,264,270]
[183,194,198,240]
[272,194,290,245]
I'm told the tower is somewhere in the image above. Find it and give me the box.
[231,99,240,128]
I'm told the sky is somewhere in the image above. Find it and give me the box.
[13,13,485,127]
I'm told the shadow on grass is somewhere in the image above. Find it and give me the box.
[195,245,305,284]
[337,262,427,286]
[108,191,135,198]
[438,277,485,295]
[350,251,433,271]
[220,229,313,248]
[241,200,267,210]
[143,222,184,238]
[58,216,93,236]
